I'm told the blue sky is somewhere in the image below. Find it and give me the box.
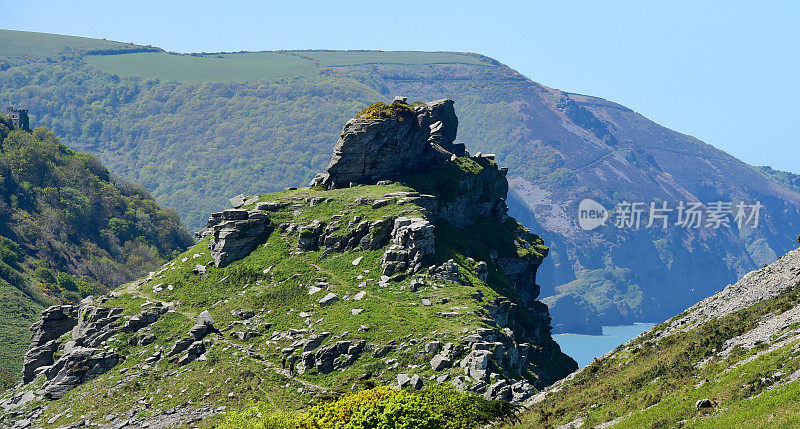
[5,1,799,173]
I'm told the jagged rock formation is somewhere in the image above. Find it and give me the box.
[311,99,466,189]
[18,301,170,400]
[414,154,510,228]
[381,217,435,275]
[23,304,128,400]
[199,209,272,268]
[166,311,216,366]
[21,306,78,384]
[298,339,367,375]
[43,348,122,400]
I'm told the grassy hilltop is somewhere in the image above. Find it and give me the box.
[0,151,576,428]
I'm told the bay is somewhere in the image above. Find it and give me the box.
[554,323,656,368]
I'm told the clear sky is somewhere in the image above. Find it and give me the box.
[4,1,799,173]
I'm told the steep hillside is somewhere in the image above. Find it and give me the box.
[505,246,800,428]
[0,100,575,428]
[2,29,799,334]
[0,115,192,387]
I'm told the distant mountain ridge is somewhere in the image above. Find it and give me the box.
[1,29,798,335]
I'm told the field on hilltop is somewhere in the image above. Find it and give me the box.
[85,52,319,82]
[287,50,492,66]
[0,29,157,59]
[83,49,493,83]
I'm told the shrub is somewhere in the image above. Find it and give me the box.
[218,385,518,429]
[356,102,413,121]
[217,404,296,429]
[296,386,437,429]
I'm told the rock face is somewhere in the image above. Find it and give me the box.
[497,248,543,308]
[21,305,78,384]
[167,311,216,366]
[297,339,367,374]
[28,304,129,399]
[19,300,170,399]
[311,99,466,189]
[282,214,396,254]
[381,217,435,276]
[43,348,122,399]
[299,100,568,400]
[201,209,272,268]
[419,155,511,228]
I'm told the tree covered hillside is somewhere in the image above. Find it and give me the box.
[0,116,192,386]
[2,29,799,335]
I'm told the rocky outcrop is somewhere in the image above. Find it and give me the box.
[428,259,462,284]
[21,305,79,384]
[381,217,435,276]
[167,311,216,366]
[311,99,466,189]
[19,301,170,399]
[309,98,509,227]
[496,255,541,308]
[71,305,125,348]
[32,304,128,399]
[296,220,325,250]
[43,348,122,399]
[123,305,167,332]
[297,339,367,374]
[202,209,272,268]
[397,373,424,390]
[283,215,395,254]
[393,324,545,402]
[422,155,511,228]
[454,327,541,402]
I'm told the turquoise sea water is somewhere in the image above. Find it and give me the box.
[553,323,656,368]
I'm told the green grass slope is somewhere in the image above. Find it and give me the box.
[0,29,157,59]
[505,248,800,428]
[0,278,46,388]
[0,117,192,386]
[85,52,319,82]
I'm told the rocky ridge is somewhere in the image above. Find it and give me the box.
[1,99,574,428]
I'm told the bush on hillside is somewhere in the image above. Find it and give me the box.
[356,102,414,120]
[218,385,519,429]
